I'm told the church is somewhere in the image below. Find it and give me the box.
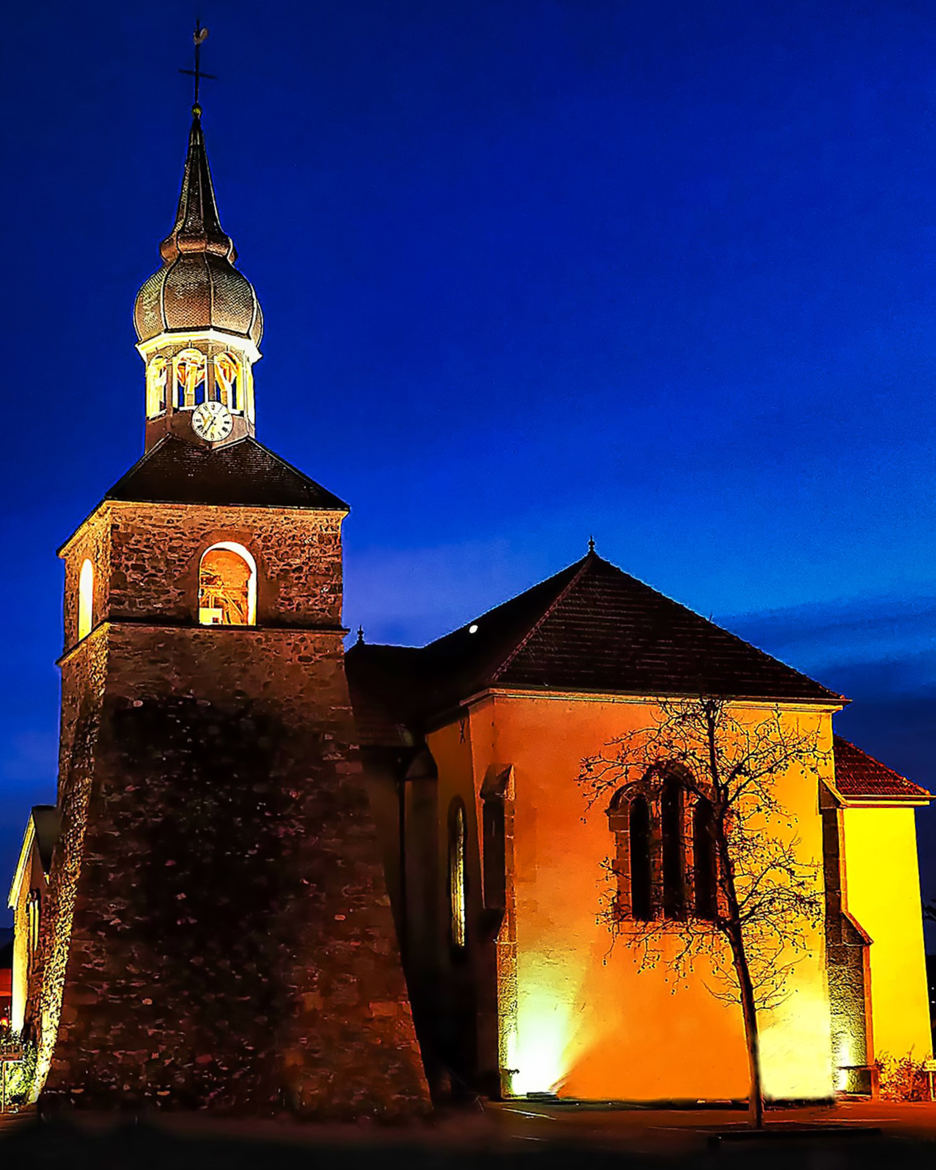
[6,98,933,1115]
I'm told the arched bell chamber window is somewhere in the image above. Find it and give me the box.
[198,542,257,626]
[145,355,169,418]
[173,348,207,408]
[213,351,241,411]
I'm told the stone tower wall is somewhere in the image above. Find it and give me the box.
[42,502,429,1117]
[61,502,344,640]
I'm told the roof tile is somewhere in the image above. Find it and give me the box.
[106,435,348,510]
[347,552,843,740]
[833,736,930,800]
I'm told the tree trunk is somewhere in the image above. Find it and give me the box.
[727,923,765,1128]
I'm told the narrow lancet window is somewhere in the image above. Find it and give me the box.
[629,795,652,921]
[449,801,467,949]
[693,798,717,920]
[662,775,685,919]
[482,796,506,914]
[78,558,94,641]
[198,542,257,626]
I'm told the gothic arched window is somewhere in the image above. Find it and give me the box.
[78,558,94,641]
[198,542,257,626]
[482,796,506,915]
[213,352,240,411]
[26,889,41,970]
[146,355,168,417]
[662,775,686,919]
[449,799,467,950]
[693,797,718,920]
[174,348,206,408]
[629,794,652,921]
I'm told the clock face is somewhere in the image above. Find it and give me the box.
[191,400,233,442]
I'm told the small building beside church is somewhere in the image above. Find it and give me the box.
[6,97,932,1114]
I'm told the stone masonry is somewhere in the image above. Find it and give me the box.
[39,499,429,1117]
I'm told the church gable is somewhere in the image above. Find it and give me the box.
[348,550,843,736]
[492,553,842,701]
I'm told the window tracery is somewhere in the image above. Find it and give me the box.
[608,768,719,924]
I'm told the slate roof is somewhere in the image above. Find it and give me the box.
[833,736,930,800]
[105,435,348,511]
[346,551,844,739]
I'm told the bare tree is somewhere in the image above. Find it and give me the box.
[578,696,830,1128]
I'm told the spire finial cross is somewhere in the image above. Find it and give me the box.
[179,20,217,116]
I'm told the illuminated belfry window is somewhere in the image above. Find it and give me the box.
[143,344,255,422]
[146,355,168,417]
[213,351,240,410]
[449,800,467,950]
[198,542,257,626]
[174,348,207,408]
[78,559,94,641]
[608,768,718,923]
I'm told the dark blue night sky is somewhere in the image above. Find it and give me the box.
[1,1,934,921]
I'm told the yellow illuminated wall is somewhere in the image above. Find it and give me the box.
[8,820,49,1035]
[840,804,931,1062]
[425,692,839,1103]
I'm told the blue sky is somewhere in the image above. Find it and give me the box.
[0,0,934,918]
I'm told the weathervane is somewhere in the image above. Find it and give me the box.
[179,20,216,116]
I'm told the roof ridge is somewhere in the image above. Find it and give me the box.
[594,560,845,703]
[490,553,593,683]
[247,437,349,509]
[604,562,844,702]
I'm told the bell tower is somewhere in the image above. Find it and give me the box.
[134,110,261,450]
[34,90,429,1118]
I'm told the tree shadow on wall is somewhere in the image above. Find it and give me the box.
[82,695,338,1106]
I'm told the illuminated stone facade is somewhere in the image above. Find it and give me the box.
[347,555,934,1104]
[19,106,428,1118]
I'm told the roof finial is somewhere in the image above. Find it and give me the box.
[357,625,365,645]
[588,534,595,555]
[179,20,215,117]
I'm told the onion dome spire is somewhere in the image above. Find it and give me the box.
[159,112,236,265]
[134,94,263,453]
[133,112,262,347]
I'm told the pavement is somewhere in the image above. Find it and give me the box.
[2,1096,936,1166]
[486,1098,936,1153]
